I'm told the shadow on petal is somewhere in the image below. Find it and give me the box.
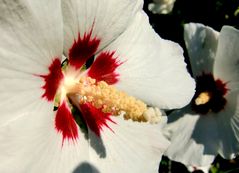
[73,162,100,173]
[184,23,218,76]
[191,115,219,155]
[165,104,218,165]
[192,91,239,157]
[89,130,106,158]
[167,105,193,123]
[168,104,219,155]
[71,105,107,158]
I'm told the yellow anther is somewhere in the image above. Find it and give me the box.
[143,107,162,124]
[69,77,148,122]
[195,92,211,105]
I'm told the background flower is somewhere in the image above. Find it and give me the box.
[162,23,239,167]
[148,0,176,14]
[143,0,239,172]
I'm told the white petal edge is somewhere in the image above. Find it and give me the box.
[89,116,170,173]
[216,91,239,159]
[184,23,219,77]
[213,26,239,92]
[62,0,143,57]
[163,107,219,166]
[0,0,63,126]
[212,26,239,158]
[0,100,89,173]
[100,11,195,109]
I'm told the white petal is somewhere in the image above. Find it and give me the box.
[213,26,239,91]
[148,0,176,14]
[184,23,219,77]
[187,165,211,173]
[0,0,63,125]
[0,100,89,173]
[0,0,63,73]
[216,91,239,159]
[62,0,143,56]
[102,12,195,109]
[163,106,219,166]
[89,116,170,173]
[212,26,239,158]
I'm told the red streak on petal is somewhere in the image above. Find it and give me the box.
[216,79,228,95]
[40,58,63,101]
[69,29,100,69]
[55,101,79,144]
[87,51,123,85]
[80,103,115,136]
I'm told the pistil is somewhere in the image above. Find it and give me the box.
[191,73,228,114]
[195,92,211,105]
[67,77,159,123]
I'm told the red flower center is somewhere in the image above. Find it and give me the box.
[38,31,123,144]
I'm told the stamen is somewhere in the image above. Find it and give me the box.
[68,77,148,122]
[195,92,211,105]
[143,107,162,124]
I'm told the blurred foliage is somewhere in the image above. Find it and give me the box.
[209,155,239,173]
[158,155,239,173]
[143,0,239,173]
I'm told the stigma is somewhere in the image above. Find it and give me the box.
[191,73,228,114]
[195,92,211,105]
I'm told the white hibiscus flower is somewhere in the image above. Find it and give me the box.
[0,0,195,172]
[148,0,176,14]
[163,23,239,167]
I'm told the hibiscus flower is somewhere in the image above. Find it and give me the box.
[163,23,239,167]
[148,0,176,14]
[0,0,195,172]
